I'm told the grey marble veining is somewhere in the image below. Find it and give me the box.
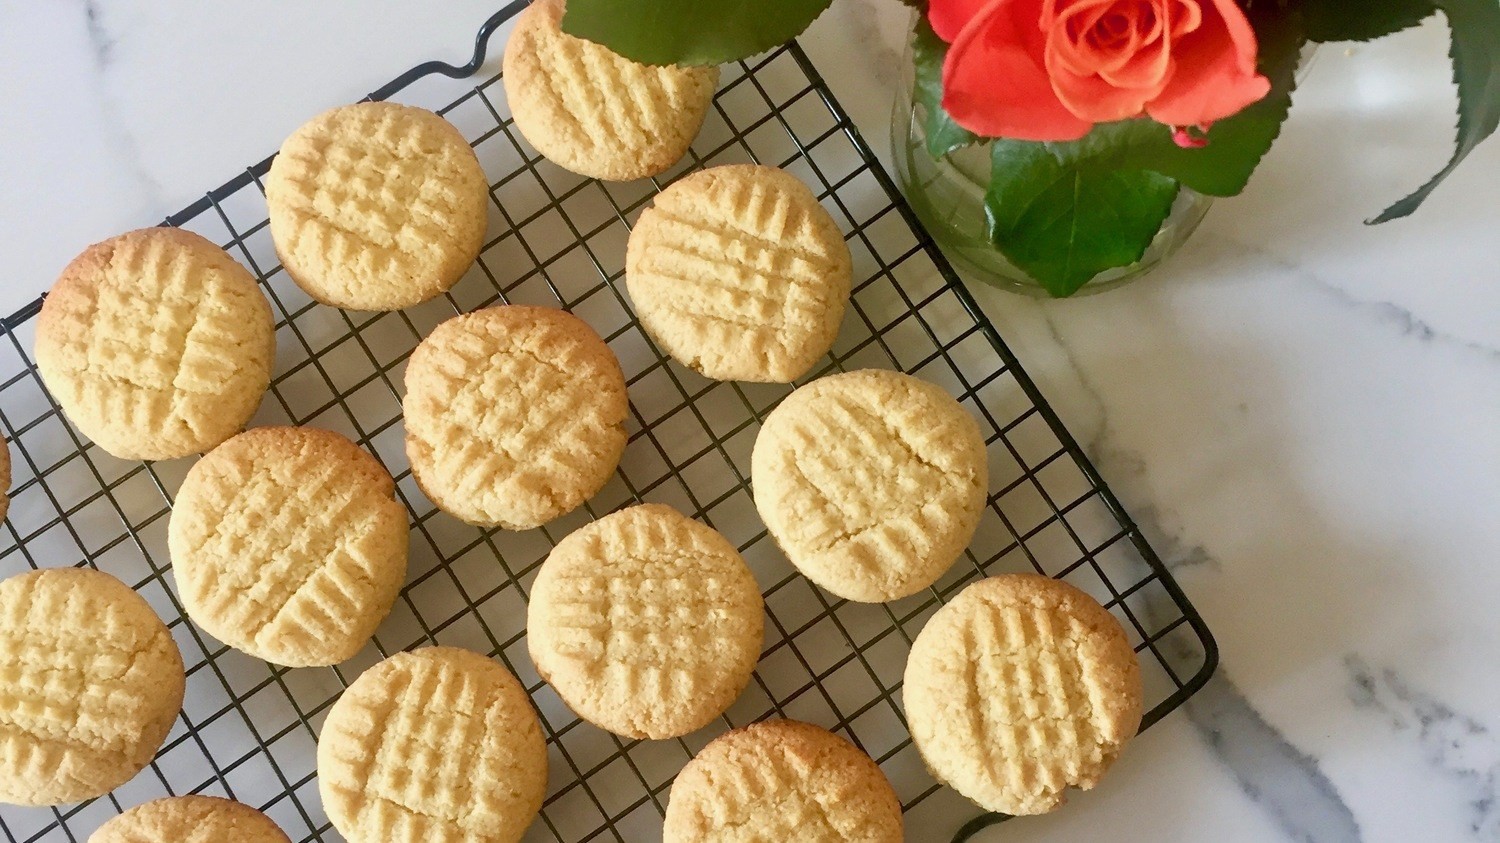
[83,0,116,68]
[75,0,168,217]
[1190,675,1363,843]
[1304,277,1500,364]
[1349,657,1500,839]
[1219,237,1500,363]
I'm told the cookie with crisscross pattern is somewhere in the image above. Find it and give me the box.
[0,568,184,806]
[903,574,1143,815]
[318,647,546,843]
[403,305,628,530]
[627,165,852,383]
[752,369,987,602]
[503,0,719,181]
[170,427,409,667]
[664,719,903,842]
[36,228,274,461]
[528,504,764,739]
[266,102,489,311]
[90,795,291,843]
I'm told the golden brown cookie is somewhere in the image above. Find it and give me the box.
[0,568,185,806]
[35,228,275,461]
[664,719,903,842]
[318,647,546,843]
[903,574,1143,815]
[626,165,853,383]
[527,504,764,739]
[89,796,291,843]
[169,427,409,668]
[503,0,720,181]
[266,102,489,311]
[752,369,988,602]
[403,305,628,530]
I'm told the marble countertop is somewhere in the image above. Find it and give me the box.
[3,2,1497,841]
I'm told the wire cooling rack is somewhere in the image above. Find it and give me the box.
[0,4,1216,841]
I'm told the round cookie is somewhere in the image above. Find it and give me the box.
[35,228,275,461]
[626,165,853,383]
[90,796,291,843]
[265,102,489,311]
[664,720,903,842]
[503,0,719,181]
[903,574,1143,815]
[0,568,185,806]
[751,369,987,602]
[404,306,628,530]
[527,504,764,739]
[169,427,409,668]
[318,647,546,843]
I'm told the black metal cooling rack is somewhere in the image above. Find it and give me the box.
[0,3,1216,841]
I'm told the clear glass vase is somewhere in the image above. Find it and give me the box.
[890,65,1213,298]
[892,40,1319,298]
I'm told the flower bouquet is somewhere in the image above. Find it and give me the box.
[557,0,1500,296]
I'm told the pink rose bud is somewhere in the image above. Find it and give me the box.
[1171,125,1211,148]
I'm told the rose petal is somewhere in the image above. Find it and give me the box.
[1146,0,1269,126]
[1046,1,1173,122]
[1169,0,1203,38]
[1138,0,1169,44]
[1048,1,1170,87]
[1040,0,1062,28]
[1096,3,1170,87]
[1049,57,1164,122]
[1099,41,1171,91]
[942,0,1094,141]
[1046,0,1122,76]
[930,0,1002,43]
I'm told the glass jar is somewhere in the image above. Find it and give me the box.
[891,66,1213,297]
[892,41,1318,298]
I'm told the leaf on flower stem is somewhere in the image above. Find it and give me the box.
[1370,0,1500,223]
[912,18,978,158]
[983,141,1181,297]
[560,0,834,66]
[1304,0,1437,42]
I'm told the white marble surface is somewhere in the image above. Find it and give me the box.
[2,2,1498,841]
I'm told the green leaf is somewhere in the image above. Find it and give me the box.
[1371,0,1500,223]
[560,0,833,66]
[984,141,1181,297]
[1041,1,1306,197]
[911,18,978,159]
[1304,0,1436,42]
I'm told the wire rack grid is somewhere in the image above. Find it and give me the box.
[0,4,1215,842]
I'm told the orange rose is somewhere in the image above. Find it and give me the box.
[932,0,1271,142]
